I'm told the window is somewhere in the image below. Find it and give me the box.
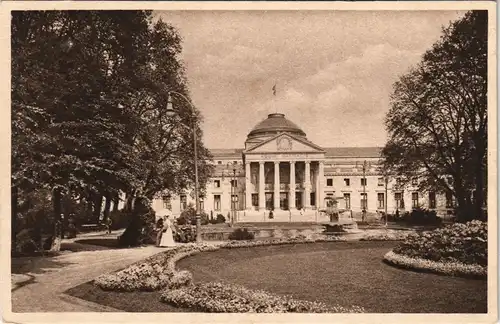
[162,195,171,210]
[198,197,204,211]
[233,161,237,165]
[344,193,351,210]
[214,195,221,211]
[411,178,418,186]
[395,192,404,209]
[217,161,222,165]
[344,178,350,186]
[231,194,238,210]
[361,178,367,186]
[429,192,436,209]
[378,177,384,187]
[251,193,258,207]
[214,180,220,188]
[412,192,419,208]
[446,192,454,208]
[231,180,238,188]
[360,193,367,210]
[377,193,384,209]
[310,192,316,206]
[326,178,333,186]
[180,195,187,211]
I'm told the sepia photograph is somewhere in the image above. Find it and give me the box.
[3,2,497,323]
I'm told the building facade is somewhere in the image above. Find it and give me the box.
[152,113,454,222]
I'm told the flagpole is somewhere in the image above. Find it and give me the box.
[272,83,277,113]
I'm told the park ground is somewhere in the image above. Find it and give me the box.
[11,231,487,313]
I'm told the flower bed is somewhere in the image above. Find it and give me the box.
[393,220,487,266]
[160,282,365,313]
[93,243,217,291]
[94,232,409,293]
[360,229,414,241]
[384,250,486,278]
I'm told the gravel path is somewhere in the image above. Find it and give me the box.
[10,234,165,312]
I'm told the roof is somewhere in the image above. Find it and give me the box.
[244,132,325,153]
[247,113,306,138]
[209,146,382,159]
[208,148,244,158]
[324,147,382,158]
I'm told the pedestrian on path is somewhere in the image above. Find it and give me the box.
[106,217,112,234]
[159,215,175,247]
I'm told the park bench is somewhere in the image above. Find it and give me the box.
[80,223,103,232]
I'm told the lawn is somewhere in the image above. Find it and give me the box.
[65,241,487,313]
[177,241,487,313]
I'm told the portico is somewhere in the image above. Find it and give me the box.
[243,128,326,211]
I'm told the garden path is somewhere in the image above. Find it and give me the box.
[10,238,165,312]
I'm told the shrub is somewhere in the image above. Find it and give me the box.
[405,208,442,226]
[216,214,226,224]
[174,225,197,243]
[160,282,365,313]
[393,220,487,266]
[228,228,255,241]
[108,210,131,230]
[14,228,40,253]
[118,197,156,247]
[177,206,209,226]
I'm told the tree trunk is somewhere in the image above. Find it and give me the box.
[474,153,486,221]
[112,193,119,212]
[103,194,112,221]
[93,194,103,223]
[125,192,134,212]
[50,187,62,252]
[86,191,94,221]
[11,185,18,253]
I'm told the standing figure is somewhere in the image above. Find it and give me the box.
[159,215,176,247]
[106,217,113,234]
[155,217,164,246]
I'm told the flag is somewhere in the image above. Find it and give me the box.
[272,84,276,96]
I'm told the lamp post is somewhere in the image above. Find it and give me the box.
[166,91,201,243]
[384,174,388,227]
[362,160,367,222]
[227,162,237,226]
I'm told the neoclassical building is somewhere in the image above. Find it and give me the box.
[152,113,454,222]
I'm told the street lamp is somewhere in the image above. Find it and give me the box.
[166,91,202,243]
[384,174,389,227]
[227,162,236,226]
[362,160,367,222]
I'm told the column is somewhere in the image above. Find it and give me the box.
[289,161,296,209]
[245,162,252,210]
[304,161,311,209]
[274,161,280,210]
[259,162,265,210]
[317,161,324,209]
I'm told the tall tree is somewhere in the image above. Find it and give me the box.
[12,11,213,250]
[382,11,487,222]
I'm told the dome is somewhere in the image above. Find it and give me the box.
[247,113,306,139]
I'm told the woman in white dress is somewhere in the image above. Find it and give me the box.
[159,215,176,247]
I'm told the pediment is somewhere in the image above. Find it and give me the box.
[245,133,325,154]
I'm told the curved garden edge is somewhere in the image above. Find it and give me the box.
[383,250,487,280]
[94,237,391,312]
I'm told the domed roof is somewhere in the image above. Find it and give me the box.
[247,113,306,139]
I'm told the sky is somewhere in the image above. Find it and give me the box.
[155,10,466,149]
